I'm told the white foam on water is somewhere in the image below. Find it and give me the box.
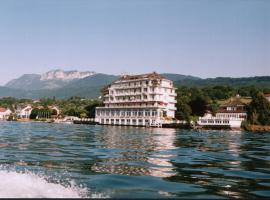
[0,169,95,198]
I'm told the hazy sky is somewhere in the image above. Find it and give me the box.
[0,0,269,85]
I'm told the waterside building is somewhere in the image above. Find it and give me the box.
[197,97,247,129]
[95,72,177,127]
[0,107,12,120]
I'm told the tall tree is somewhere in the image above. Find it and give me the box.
[247,92,270,125]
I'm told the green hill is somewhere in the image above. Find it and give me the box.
[1,73,270,99]
[175,76,270,88]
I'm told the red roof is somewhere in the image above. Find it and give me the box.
[221,99,246,107]
[0,107,7,112]
[264,93,270,97]
[119,72,164,81]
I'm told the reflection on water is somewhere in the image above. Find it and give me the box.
[0,121,270,198]
[91,127,177,178]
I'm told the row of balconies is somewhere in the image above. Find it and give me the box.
[111,80,160,88]
[103,105,166,109]
[104,97,176,103]
[109,86,176,95]
[101,105,177,111]
[111,84,148,89]
[104,99,166,103]
[112,91,165,96]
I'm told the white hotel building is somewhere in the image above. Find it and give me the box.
[95,72,177,127]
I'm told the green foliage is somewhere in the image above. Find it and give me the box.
[175,84,269,123]
[247,92,270,125]
[175,86,209,121]
[175,101,192,122]
[202,86,235,100]
[175,87,192,121]
[208,100,220,115]
[85,100,104,118]
[64,108,81,117]
[175,76,270,89]
[30,108,39,119]
[241,120,250,130]
[30,108,52,119]
[189,95,208,117]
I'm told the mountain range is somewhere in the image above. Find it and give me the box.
[1,69,270,99]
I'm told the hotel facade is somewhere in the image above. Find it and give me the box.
[95,72,177,127]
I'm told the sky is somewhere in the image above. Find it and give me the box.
[0,0,269,85]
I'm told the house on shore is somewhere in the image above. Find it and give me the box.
[0,107,12,120]
[95,72,177,127]
[197,97,247,129]
[15,105,33,119]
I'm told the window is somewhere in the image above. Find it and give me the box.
[132,111,137,116]
[127,111,131,116]
[152,111,157,116]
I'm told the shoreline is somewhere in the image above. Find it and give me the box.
[3,119,270,132]
[243,124,270,132]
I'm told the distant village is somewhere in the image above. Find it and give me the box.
[0,72,270,131]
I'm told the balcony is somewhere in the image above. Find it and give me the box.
[111,85,143,89]
[104,99,147,104]
[168,99,177,103]
[169,92,177,96]
[114,92,142,96]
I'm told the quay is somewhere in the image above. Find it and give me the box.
[73,118,99,125]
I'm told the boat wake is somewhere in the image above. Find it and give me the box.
[0,167,104,198]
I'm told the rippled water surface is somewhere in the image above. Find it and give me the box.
[0,121,270,198]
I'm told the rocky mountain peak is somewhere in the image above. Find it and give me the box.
[40,69,96,81]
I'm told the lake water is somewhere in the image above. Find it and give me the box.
[0,121,269,198]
